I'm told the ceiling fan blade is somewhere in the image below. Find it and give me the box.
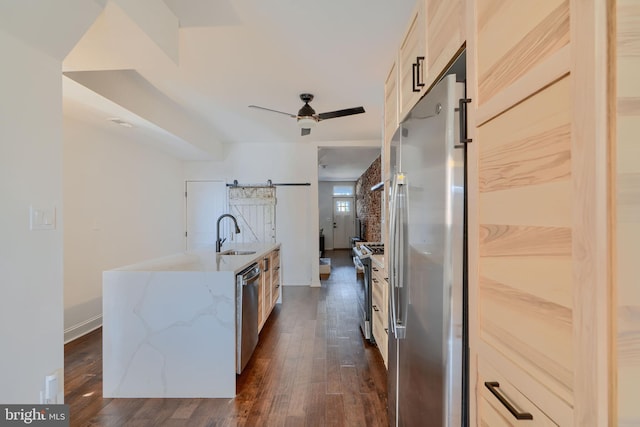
[248,105,297,118]
[317,106,365,121]
[301,128,311,136]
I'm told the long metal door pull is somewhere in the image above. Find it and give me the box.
[484,382,533,420]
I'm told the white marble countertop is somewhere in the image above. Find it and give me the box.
[111,242,280,274]
[102,241,281,398]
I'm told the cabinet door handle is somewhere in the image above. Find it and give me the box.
[412,62,420,92]
[484,382,533,420]
[264,257,269,272]
[373,305,379,312]
[373,267,379,272]
[416,56,425,90]
[384,328,388,334]
[457,98,473,146]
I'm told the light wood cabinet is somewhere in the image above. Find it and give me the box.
[383,60,398,158]
[258,246,281,332]
[425,0,464,88]
[258,256,268,331]
[398,1,427,121]
[270,247,281,307]
[471,0,573,423]
[385,0,620,422]
[371,259,388,367]
[467,0,612,425]
[616,1,640,425]
[395,0,466,123]
[478,356,557,426]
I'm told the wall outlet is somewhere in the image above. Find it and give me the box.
[30,205,56,231]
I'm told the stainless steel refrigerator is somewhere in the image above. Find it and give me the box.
[388,74,467,426]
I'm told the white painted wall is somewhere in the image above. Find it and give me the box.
[318,181,356,250]
[63,117,186,342]
[186,142,320,286]
[0,30,64,404]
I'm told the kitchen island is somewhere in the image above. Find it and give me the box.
[102,242,281,398]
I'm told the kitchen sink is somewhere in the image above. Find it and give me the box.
[219,250,257,256]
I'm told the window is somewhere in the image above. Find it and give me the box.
[335,200,351,212]
[333,185,354,196]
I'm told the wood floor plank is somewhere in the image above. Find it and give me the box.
[64,249,388,426]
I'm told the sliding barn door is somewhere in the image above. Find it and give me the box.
[229,187,276,244]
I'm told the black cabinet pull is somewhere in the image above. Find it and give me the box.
[412,56,426,92]
[373,305,380,312]
[416,56,425,89]
[484,382,533,420]
[457,98,473,146]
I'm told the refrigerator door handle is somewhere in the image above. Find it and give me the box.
[389,173,406,339]
[388,174,397,336]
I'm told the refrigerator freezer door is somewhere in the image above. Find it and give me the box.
[388,74,465,427]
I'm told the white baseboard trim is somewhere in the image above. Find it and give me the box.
[64,314,102,344]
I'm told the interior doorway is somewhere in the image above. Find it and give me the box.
[185,180,227,250]
[317,146,381,252]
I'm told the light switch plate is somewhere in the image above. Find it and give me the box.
[30,205,56,231]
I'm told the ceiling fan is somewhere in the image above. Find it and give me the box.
[249,93,365,136]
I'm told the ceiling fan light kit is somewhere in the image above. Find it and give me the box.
[249,93,365,136]
[297,116,317,128]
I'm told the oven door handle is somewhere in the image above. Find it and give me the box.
[353,256,364,269]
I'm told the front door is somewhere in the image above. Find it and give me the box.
[333,197,354,249]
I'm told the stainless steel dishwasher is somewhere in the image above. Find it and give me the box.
[236,263,261,374]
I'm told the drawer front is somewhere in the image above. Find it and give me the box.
[371,276,384,312]
[271,265,280,303]
[478,357,557,426]
[372,304,388,367]
[270,249,280,306]
[371,264,388,367]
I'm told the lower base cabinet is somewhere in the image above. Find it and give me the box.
[371,261,388,367]
[258,246,281,332]
[478,356,558,426]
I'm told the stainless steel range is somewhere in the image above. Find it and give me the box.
[353,242,384,342]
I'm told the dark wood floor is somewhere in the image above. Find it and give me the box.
[64,249,389,426]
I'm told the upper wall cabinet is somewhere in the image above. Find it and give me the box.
[395,0,465,123]
[425,0,464,86]
[398,1,427,121]
[384,60,398,147]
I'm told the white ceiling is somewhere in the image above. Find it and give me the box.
[59,0,416,179]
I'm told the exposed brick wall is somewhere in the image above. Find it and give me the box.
[356,155,382,242]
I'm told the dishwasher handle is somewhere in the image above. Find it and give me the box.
[240,264,261,285]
